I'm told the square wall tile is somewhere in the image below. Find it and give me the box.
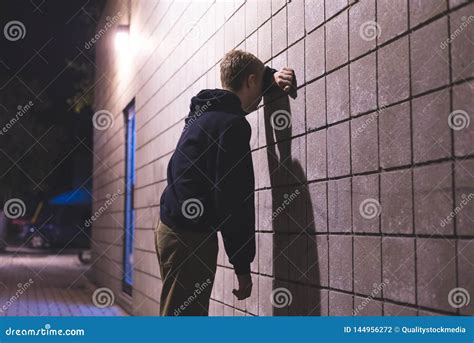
[378,36,410,106]
[379,102,412,168]
[288,234,308,282]
[458,239,474,315]
[328,178,352,233]
[354,236,382,294]
[329,235,353,291]
[411,17,449,95]
[308,234,329,287]
[329,291,353,315]
[414,163,453,235]
[351,113,379,173]
[451,3,474,81]
[417,238,457,312]
[272,8,288,56]
[349,0,376,59]
[288,0,305,45]
[454,160,474,236]
[382,237,416,304]
[452,82,474,157]
[306,77,326,130]
[326,0,348,19]
[327,121,351,177]
[307,129,327,181]
[305,27,325,81]
[377,0,408,44]
[327,66,350,124]
[307,182,328,233]
[381,169,414,234]
[412,89,451,163]
[410,0,447,28]
[352,174,380,233]
[305,0,324,32]
[326,11,349,71]
[350,52,377,116]
[288,39,306,86]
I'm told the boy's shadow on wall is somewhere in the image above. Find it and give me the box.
[263,88,323,316]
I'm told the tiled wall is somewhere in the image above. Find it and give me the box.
[91,0,474,316]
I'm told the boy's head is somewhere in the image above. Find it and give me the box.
[220,50,265,113]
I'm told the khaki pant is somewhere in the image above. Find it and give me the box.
[154,220,218,316]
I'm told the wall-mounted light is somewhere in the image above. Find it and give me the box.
[115,25,130,51]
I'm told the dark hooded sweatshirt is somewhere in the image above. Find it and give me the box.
[159,66,276,275]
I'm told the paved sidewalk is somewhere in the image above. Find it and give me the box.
[0,249,128,316]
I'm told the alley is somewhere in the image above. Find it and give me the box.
[0,247,128,316]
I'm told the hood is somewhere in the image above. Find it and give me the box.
[186,89,246,123]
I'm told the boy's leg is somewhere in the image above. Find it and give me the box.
[154,220,218,316]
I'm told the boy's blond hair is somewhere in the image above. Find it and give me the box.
[220,50,265,92]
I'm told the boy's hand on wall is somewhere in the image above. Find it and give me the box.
[273,67,297,99]
[232,273,252,300]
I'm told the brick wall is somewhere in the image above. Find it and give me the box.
[91,0,474,316]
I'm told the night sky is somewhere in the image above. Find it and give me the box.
[0,0,105,208]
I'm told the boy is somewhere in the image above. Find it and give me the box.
[156,50,296,315]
